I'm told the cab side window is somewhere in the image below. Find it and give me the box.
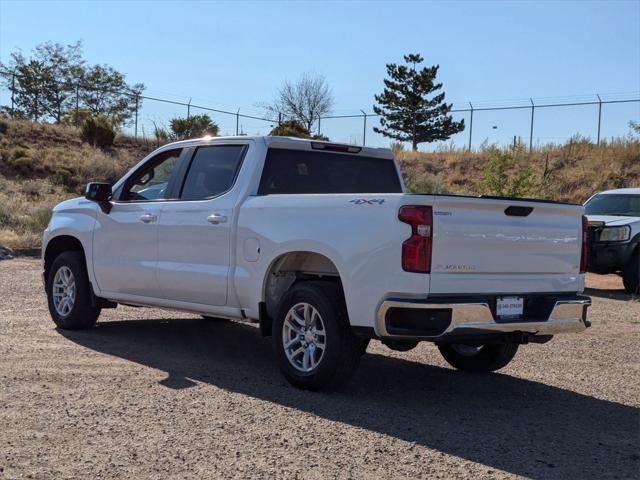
[180,146,245,200]
[122,149,182,201]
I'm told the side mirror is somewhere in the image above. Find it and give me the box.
[85,182,112,213]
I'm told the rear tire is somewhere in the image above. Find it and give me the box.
[273,281,364,391]
[622,249,640,295]
[438,342,519,373]
[46,251,100,330]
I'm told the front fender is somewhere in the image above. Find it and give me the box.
[43,198,98,286]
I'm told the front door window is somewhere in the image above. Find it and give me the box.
[122,149,182,201]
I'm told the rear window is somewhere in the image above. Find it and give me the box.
[258,148,402,194]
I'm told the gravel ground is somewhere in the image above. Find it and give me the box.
[0,258,638,479]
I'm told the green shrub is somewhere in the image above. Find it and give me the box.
[169,114,219,140]
[7,148,36,175]
[480,148,544,198]
[269,120,311,138]
[51,167,82,190]
[62,107,93,127]
[81,115,116,149]
[406,172,450,194]
[0,117,8,135]
[154,126,170,147]
[268,120,329,141]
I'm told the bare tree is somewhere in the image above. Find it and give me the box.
[265,73,334,131]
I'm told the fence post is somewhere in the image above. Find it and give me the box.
[597,94,602,146]
[236,108,240,135]
[134,94,139,138]
[529,98,535,153]
[360,110,367,146]
[187,98,191,120]
[10,71,16,117]
[468,102,474,151]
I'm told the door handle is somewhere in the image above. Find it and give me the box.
[207,213,228,225]
[140,213,157,223]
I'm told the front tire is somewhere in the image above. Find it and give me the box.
[438,342,519,373]
[46,251,101,330]
[622,249,640,295]
[273,281,364,391]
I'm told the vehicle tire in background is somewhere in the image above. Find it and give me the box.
[437,342,519,373]
[622,249,640,295]
[273,281,364,391]
[46,251,101,329]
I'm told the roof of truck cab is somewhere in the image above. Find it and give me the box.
[162,135,394,159]
[598,188,640,195]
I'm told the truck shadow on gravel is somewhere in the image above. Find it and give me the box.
[60,318,638,480]
[585,287,637,302]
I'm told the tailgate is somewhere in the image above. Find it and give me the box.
[428,196,584,294]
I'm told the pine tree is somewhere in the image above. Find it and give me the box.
[373,54,464,151]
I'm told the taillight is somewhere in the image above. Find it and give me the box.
[399,205,433,273]
[580,215,589,273]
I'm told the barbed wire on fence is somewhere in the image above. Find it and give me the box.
[0,68,638,150]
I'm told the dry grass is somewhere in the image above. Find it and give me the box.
[0,117,153,249]
[0,176,72,249]
[0,116,639,249]
[397,135,640,203]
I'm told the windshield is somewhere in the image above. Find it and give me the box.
[584,194,640,217]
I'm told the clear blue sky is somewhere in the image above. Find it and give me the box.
[1,0,639,148]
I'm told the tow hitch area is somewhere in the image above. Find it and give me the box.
[504,332,553,344]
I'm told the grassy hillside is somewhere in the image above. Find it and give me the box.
[0,117,638,249]
[397,136,640,203]
[0,118,153,249]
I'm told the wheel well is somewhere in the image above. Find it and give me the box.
[44,236,85,281]
[261,252,344,334]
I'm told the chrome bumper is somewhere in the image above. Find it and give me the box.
[376,296,591,340]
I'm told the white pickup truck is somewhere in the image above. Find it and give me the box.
[43,136,591,390]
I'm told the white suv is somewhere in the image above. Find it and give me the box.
[585,188,640,294]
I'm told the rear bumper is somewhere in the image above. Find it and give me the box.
[376,295,591,341]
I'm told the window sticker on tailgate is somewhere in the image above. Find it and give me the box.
[349,199,386,205]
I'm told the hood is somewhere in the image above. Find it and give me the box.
[586,214,638,226]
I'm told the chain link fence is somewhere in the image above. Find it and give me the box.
[1,69,638,150]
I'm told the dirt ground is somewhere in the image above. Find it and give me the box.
[0,258,638,479]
